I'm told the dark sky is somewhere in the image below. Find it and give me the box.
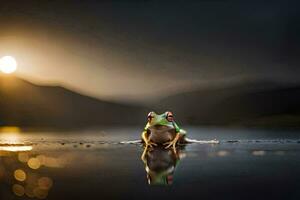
[0,0,299,103]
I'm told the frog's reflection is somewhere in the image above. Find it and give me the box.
[141,146,185,185]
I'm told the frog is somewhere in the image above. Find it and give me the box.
[141,111,187,150]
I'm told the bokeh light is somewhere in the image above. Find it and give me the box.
[14,169,26,182]
[36,155,46,165]
[25,185,35,198]
[43,156,62,168]
[217,150,230,157]
[252,150,266,156]
[12,184,25,196]
[38,177,53,190]
[28,158,41,169]
[33,187,48,199]
[18,152,30,162]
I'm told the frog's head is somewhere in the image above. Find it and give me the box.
[147,111,174,127]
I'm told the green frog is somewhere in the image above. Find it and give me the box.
[141,111,187,150]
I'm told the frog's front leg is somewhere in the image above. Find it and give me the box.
[142,130,157,148]
[141,145,148,163]
[164,132,182,150]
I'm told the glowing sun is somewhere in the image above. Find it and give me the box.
[0,56,18,74]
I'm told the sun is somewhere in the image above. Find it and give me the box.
[0,56,18,74]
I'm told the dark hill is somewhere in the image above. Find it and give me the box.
[0,75,147,128]
[1,76,300,128]
[155,82,300,127]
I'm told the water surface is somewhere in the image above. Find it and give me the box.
[0,127,300,200]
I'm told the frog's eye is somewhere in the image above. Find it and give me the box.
[147,112,154,122]
[166,111,174,122]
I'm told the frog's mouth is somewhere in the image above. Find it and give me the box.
[152,125,169,130]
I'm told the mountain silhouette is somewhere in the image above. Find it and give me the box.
[0,75,147,128]
[155,81,300,127]
[1,76,300,128]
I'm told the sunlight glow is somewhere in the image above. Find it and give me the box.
[0,126,21,133]
[0,133,21,144]
[0,145,33,152]
[0,128,32,152]
[0,56,17,74]
[0,127,22,144]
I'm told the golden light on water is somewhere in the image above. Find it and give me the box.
[33,187,48,199]
[217,150,230,157]
[0,126,21,133]
[0,56,17,74]
[0,128,33,152]
[18,152,30,162]
[11,155,55,199]
[38,177,53,190]
[28,158,41,169]
[37,155,66,168]
[36,155,46,164]
[43,157,61,168]
[12,184,25,197]
[25,185,35,198]
[0,138,58,199]
[208,150,230,157]
[252,150,266,156]
[0,127,22,145]
[0,145,33,152]
[14,169,26,182]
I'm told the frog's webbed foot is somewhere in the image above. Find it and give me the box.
[142,130,157,148]
[164,133,180,150]
[145,140,157,148]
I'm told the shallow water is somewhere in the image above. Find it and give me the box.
[0,126,300,200]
